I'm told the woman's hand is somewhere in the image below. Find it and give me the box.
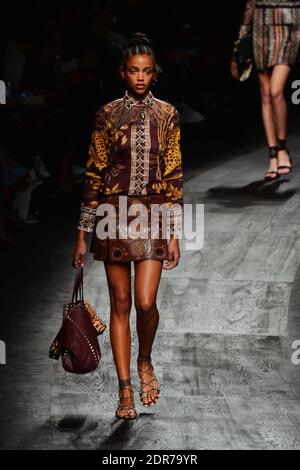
[72,231,87,268]
[163,238,181,270]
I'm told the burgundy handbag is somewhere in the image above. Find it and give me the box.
[49,265,106,374]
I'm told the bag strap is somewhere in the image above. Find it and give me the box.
[71,265,84,304]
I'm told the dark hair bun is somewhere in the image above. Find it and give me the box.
[128,32,152,48]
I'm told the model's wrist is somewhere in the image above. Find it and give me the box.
[76,229,87,241]
[168,236,179,243]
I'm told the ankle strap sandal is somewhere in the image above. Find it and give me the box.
[264,146,279,181]
[137,356,160,407]
[115,380,138,420]
[277,139,293,175]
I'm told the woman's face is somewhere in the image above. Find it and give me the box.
[122,54,156,97]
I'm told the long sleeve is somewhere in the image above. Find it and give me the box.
[77,107,110,232]
[239,0,256,38]
[162,108,184,237]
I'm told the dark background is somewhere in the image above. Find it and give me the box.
[1,1,300,452]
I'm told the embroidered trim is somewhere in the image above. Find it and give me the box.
[164,204,183,237]
[128,110,150,195]
[77,206,96,232]
[123,90,155,110]
[256,0,300,7]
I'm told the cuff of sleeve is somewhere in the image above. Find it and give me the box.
[164,203,183,238]
[77,206,96,233]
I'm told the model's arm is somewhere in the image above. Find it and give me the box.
[162,108,184,240]
[239,0,256,38]
[74,108,110,264]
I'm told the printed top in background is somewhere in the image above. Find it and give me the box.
[239,0,300,71]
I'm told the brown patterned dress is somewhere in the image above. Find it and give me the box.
[239,0,300,71]
[77,90,184,262]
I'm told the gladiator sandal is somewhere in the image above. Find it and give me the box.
[115,379,138,420]
[277,139,293,175]
[264,146,279,181]
[137,355,160,407]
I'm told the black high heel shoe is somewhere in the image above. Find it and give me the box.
[264,146,279,181]
[277,139,293,175]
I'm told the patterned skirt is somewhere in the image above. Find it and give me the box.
[253,6,300,70]
[89,193,169,263]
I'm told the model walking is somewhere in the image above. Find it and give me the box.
[236,0,300,180]
[72,33,183,419]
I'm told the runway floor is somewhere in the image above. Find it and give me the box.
[1,127,300,450]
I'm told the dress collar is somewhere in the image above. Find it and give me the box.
[123,90,155,110]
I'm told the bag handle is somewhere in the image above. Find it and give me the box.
[71,265,84,304]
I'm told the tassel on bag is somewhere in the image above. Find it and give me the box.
[49,265,106,374]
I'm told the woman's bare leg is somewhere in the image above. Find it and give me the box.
[104,261,136,418]
[270,64,292,174]
[257,70,278,178]
[134,259,164,406]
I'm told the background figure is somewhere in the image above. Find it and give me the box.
[237,0,300,180]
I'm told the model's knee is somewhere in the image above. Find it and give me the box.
[135,298,156,316]
[111,291,131,316]
[261,89,272,105]
[270,88,284,101]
